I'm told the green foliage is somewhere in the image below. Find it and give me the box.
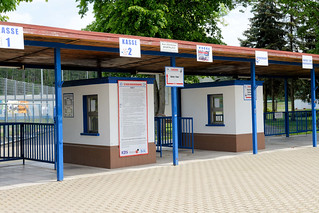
[77,0,235,44]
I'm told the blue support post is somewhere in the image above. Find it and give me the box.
[250,62,258,154]
[170,56,179,165]
[311,68,317,147]
[54,48,64,181]
[284,78,289,137]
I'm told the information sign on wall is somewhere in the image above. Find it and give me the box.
[255,51,268,66]
[0,25,24,49]
[196,45,213,62]
[243,85,252,100]
[302,55,313,69]
[63,93,74,118]
[118,80,148,157]
[160,42,178,53]
[119,38,141,58]
[165,66,184,87]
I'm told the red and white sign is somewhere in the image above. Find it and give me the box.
[243,85,251,100]
[118,80,148,157]
[165,66,184,87]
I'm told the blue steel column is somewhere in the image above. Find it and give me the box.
[250,62,258,154]
[170,56,178,165]
[54,48,64,181]
[284,78,289,137]
[311,68,317,147]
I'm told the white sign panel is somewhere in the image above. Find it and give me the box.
[119,38,141,58]
[0,25,24,49]
[160,42,178,53]
[197,45,213,62]
[165,66,184,87]
[302,55,313,69]
[243,85,252,100]
[255,51,268,66]
[118,80,148,157]
[275,112,283,119]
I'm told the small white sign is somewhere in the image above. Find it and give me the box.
[0,25,24,49]
[165,66,184,87]
[243,85,252,100]
[197,45,213,62]
[275,112,283,119]
[119,38,141,58]
[255,51,268,66]
[302,55,313,69]
[160,42,178,53]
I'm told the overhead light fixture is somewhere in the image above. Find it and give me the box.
[299,77,311,81]
[238,75,251,79]
[136,71,164,76]
[0,65,24,69]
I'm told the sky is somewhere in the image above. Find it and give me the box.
[6,1,253,47]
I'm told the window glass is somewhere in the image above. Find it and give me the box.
[84,95,98,133]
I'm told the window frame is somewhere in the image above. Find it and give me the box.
[81,94,100,136]
[207,94,225,127]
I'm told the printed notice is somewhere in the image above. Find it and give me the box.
[160,42,178,53]
[165,66,184,87]
[119,38,141,58]
[243,85,252,100]
[302,55,313,69]
[118,80,148,157]
[197,45,213,62]
[63,93,74,118]
[0,25,24,49]
[255,51,268,66]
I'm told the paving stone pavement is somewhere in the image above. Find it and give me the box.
[2,146,319,213]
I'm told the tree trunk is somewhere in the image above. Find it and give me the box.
[264,83,267,112]
[290,79,295,111]
[156,75,166,116]
[154,78,159,116]
[271,79,275,112]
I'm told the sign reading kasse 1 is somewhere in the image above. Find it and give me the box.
[0,25,24,49]
[165,67,184,87]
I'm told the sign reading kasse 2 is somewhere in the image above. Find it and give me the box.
[0,25,24,49]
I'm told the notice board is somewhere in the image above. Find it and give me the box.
[118,80,148,157]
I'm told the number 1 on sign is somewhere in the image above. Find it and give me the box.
[6,38,10,47]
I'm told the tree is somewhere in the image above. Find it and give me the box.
[77,0,235,116]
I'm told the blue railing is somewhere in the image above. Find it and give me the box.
[0,122,55,164]
[155,116,194,157]
[264,110,319,136]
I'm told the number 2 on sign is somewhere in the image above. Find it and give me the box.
[6,38,10,47]
[128,47,132,55]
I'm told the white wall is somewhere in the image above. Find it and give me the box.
[63,82,154,147]
[181,83,263,135]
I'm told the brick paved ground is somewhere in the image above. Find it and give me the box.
[2,146,319,213]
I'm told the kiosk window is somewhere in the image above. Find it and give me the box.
[82,95,99,135]
[208,94,224,125]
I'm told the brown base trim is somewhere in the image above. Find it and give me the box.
[194,133,265,152]
[64,143,156,169]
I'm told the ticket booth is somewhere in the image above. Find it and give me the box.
[62,77,156,169]
[181,80,265,152]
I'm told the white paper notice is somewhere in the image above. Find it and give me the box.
[119,38,141,58]
[197,45,213,62]
[255,51,268,66]
[165,66,184,87]
[243,85,252,100]
[0,25,24,49]
[118,81,148,157]
[302,55,313,69]
[160,42,178,53]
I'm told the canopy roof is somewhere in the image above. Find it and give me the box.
[1,21,318,78]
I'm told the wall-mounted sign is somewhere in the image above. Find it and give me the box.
[63,93,74,118]
[0,25,24,49]
[197,45,213,62]
[255,51,268,66]
[119,38,141,58]
[160,41,178,53]
[275,112,283,119]
[302,55,313,69]
[165,66,184,87]
[243,85,252,100]
[118,80,148,157]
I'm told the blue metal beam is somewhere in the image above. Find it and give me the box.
[311,68,317,147]
[170,56,179,166]
[250,62,258,154]
[284,78,289,137]
[54,48,64,181]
